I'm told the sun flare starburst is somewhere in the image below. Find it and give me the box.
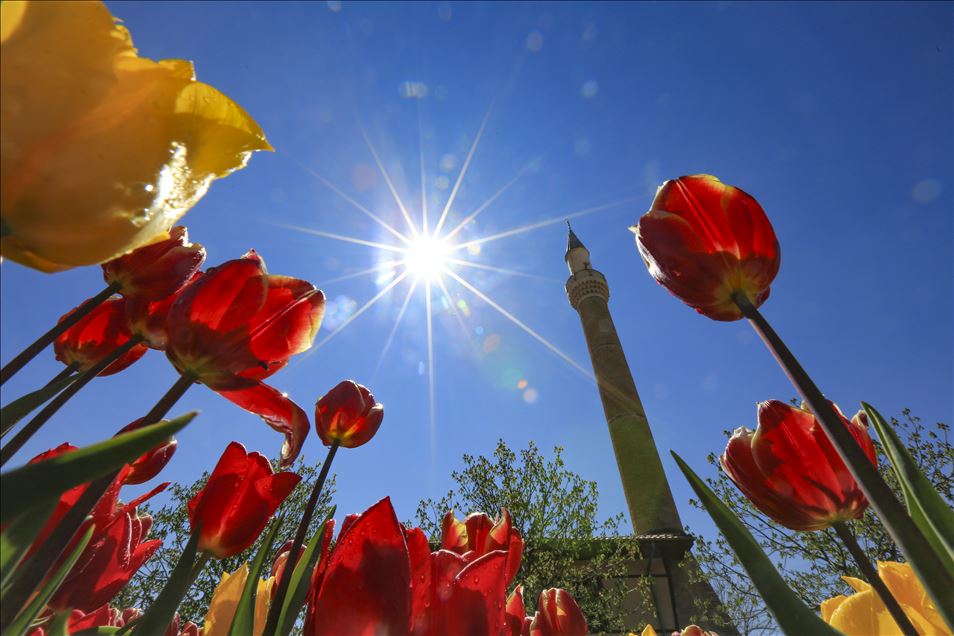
[280,103,637,455]
[404,234,451,280]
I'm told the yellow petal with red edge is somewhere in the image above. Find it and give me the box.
[640,626,658,636]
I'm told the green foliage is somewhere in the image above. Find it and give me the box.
[114,456,335,624]
[688,409,953,635]
[415,439,650,633]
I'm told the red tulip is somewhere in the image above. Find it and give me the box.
[102,226,206,301]
[720,400,877,531]
[188,441,300,559]
[314,380,384,448]
[114,418,177,485]
[166,250,324,465]
[305,498,411,635]
[530,588,589,636]
[48,481,168,612]
[631,174,780,321]
[441,508,523,586]
[54,296,148,375]
[303,498,531,636]
[125,271,202,350]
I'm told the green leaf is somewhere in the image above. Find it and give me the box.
[863,402,954,571]
[0,412,196,524]
[4,524,94,636]
[42,611,72,636]
[131,526,206,636]
[0,374,78,438]
[0,498,57,590]
[275,508,336,636]
[73,629,120,636]
[671,451,841,635]
[43,610,72,636]
[229,514,284,636]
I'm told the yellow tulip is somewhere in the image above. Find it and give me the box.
[203,563,275,636]
[822,561,951,635]
[638,626,716,636]
[0,0,272,272]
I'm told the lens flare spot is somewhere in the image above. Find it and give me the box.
[522,388,539,404]
[482,333,501,353]
[517,379,528,390]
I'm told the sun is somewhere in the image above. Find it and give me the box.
[404,234,450,280]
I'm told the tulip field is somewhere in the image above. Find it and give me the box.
[1,2,951,635]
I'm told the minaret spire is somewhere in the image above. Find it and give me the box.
[564,224,737,633]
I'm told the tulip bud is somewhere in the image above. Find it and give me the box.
[314,380,384,448]
[532,588,589,635]
[115,418,177,485]
[720,400,877,531]
[103,227,206,301]
[631,174,780,321]
[54,296,148,375]
[188,442,300,559]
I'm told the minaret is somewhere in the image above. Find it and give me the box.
[564,224,737,633]
[564,223,682,534]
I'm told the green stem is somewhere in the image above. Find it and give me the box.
[833,522,919,636]
[734,292,954,627]
[46,362,80,387]
[0,372,195,632]
[0,335,145,467]
[262,441,339,636]
[0,282,122,386]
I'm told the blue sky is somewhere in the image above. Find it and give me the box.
[2,1,951,540]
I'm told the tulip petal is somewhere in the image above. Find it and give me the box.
[204,564,249,635]
[441,511,469,553]
[173,257,266,334]
[247,276,324,363]
[215,382,310,467]
[406,527,433,636]
[171,80,273,177]
[446,550,510,636]
[212,472,299,562]
[720,427,822,530]
[311,497,411,636]
[188,441,250,546]
[505,585,526,636]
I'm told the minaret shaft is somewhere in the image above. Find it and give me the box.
[573,292,683,534]
[563,225,738,634]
